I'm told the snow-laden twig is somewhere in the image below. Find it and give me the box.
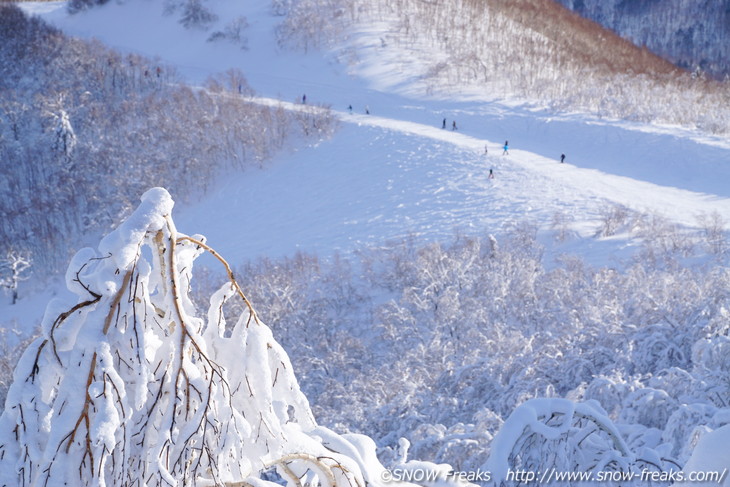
[0,187,446,487]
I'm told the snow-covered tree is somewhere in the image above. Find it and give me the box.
[0,188,418,487]
[52,108,77,163]
[179,0,218,30]
[208,16,250,49]
[483,399,657,485]
[0,249,31,305]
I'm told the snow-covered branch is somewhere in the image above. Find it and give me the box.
[0,188,411,487]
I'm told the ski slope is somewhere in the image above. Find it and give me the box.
[18,0,730,269]
[178,94,729,268]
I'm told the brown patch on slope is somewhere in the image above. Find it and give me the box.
[486,0,683,79]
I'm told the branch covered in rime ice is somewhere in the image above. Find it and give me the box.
[482,398,686,486]
[484,399,627,482]
[0,187,434,487]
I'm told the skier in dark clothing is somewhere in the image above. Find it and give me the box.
[302,94,307,104]
[348,104,353,113]
[560,153,565,163]
[489,168,495,179]
[452,121,457,131]
[442,118,447,129]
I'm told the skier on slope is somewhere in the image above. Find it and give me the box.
[503,140,509,155]
[560,153,566,163]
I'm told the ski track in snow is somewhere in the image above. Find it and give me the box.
[256,96,730,227]
[9,0,730,295]
[342,110,730,228]
[163,93,730,272]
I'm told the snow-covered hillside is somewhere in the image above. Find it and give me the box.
[20,0,730,266]
[556,0,730,79]
[4,0,730,484]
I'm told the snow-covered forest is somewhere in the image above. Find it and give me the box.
[0,5,336,274]
[276,0,730,133]
[202,214,730,473]
[4,187,728,485]
[1,0,730,485]
[555,0,730,80]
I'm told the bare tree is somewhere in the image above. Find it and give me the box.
[208,16,250,49]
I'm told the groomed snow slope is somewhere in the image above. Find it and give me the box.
[18,0,730,266]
